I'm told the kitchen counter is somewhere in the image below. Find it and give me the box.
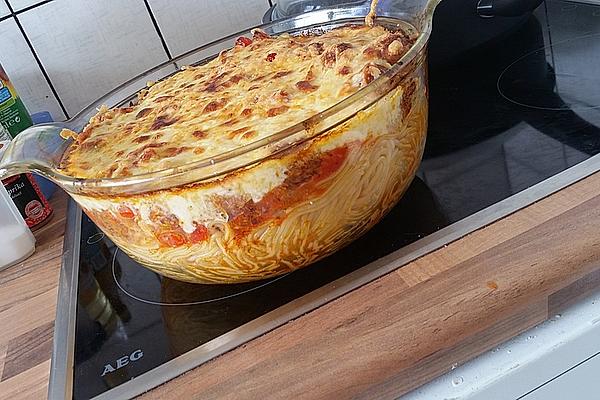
[0,189,68,399]
[2,170,600,400]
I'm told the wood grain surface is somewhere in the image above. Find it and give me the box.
[0,190,67,400]
[2,172,600,400]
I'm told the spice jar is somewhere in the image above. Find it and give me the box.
[0,139,53,230]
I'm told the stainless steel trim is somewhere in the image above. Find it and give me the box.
[48,201,81,400]
[565,0,600,5]
[89,154,600,400]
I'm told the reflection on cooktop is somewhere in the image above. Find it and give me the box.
[498,32,600,111]
[419,4,600,222]
[112,250,290,306]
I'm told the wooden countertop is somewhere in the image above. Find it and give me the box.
[0,189,68,399]
[2,171,600,400]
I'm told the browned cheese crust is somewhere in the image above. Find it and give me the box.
[59,25,416,179]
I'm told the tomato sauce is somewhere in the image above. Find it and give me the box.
[93,146,349,248]
[227,145,349,239]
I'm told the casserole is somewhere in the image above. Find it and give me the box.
[0,2,437,283]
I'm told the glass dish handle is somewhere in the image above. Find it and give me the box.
[0,124,70,181]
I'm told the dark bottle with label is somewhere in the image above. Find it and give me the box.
[2,172,53,229]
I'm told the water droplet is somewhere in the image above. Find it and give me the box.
[209,159,215,165]
[451,363,458,370]
[555,314,562,319]
[527,335,536,340]
[506,349,512,354]
[451,376,464,386]
[492,348,499,353]
[309,201,314,205]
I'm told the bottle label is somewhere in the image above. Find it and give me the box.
[0,123,11,141]
[0,66,33,137]
[2,173,53,229]
[0,84,14,107]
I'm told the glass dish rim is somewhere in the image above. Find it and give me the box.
[24,3,436,194]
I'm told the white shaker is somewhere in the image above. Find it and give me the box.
[0,140,36,270]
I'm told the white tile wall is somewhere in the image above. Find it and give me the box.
[0,0,271,120]
[0,17,65,120]
[148,0,269,57]
[0,1,10,17]
[6,0,39,12]
[18,0,169,116]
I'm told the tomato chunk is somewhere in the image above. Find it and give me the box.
[236,36,252,47]
[190,224,210,243]
[266,52,277,62]
[117,205,135,219]
[314,146,349,182]
[158,231,187,247]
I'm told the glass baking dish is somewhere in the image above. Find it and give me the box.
[0,0,439,283]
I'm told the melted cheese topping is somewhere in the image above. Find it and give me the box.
[59,25,416,180]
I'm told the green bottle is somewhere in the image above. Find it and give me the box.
[0,64,33,138]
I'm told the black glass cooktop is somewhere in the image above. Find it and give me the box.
[65,1,600,398]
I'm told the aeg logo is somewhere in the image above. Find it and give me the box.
[101,349,144,377]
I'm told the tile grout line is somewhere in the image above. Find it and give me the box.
[11,16,70,119]
[0,0,59,30]
[11,0,53,15]
[142,0,173,60]
[4,0,70,119]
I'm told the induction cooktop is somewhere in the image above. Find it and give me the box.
[49,1,600,398]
